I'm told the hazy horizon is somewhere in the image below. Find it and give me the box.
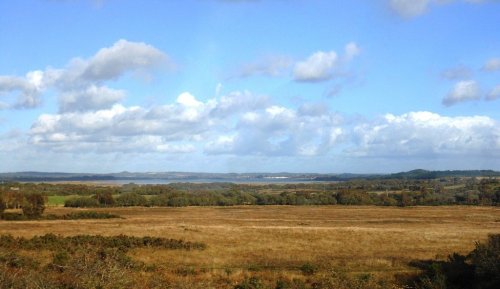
[1,0,499,173]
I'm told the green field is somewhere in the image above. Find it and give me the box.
[47,195,77,206]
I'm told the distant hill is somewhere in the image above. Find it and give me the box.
[0,171,323,182]
[0,169,498,183]
[313,169,500,181]
[385,169,500,180]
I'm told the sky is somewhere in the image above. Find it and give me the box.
[0,0,499,174]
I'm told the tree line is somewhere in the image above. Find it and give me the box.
[1,177,498,209]
[65,186,499,208]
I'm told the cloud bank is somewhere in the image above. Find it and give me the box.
[1,39,498,172]
[0,39,169,112]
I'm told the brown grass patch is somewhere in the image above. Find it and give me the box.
[1,205,498,282]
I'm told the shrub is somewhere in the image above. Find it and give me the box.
[0,251,39,269]
[64,196,99,208]
[49,250,70,272]
[0,212,28,221]
[0,195,5,214]
[115,192,147,206]
[61,211,120,220]
[0,234,206,251]
[96,192,115,207]
[412,234,500,289]
[1,211,119,221]
[50,247,135,289]
[469,234,500,289]
[299,263,317,275]
[22,193,45,218]
[313,271,392,289]
[234,276,264,289]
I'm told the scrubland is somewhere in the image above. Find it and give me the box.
[1,205,498,288]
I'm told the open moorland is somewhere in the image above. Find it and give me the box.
[1,205,499,288]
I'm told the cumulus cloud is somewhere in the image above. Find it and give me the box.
[344,42,361,61]
[30,93,214,154]
[483,58,500,71]
[58,85,125,113]
[29,89,347,157]
[351,111,499,157]
[231,42,360,85]
[486,85,500,100]
[0,71,44,109]
[206,102,344,156]
[29,90,274,154]
[293,51,338,82]
[33,92,215,138]
[442,80,481,106]
[78,39,168,83]
[389,0,430,18]
[13,85,500,165]
[50,39,168,89]
[292,42,360,82]
[231,55,292,79]
[210,90,269,118]
[0,39,170,111]
[441,66,473,80]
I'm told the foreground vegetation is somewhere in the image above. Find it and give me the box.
[0,234,206,289]
[1,211,120,221]
[0,205,498,288]
[0,178,498,288]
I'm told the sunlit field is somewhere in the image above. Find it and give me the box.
[1,205,498,288]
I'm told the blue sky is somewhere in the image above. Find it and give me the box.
[0,0,499,173]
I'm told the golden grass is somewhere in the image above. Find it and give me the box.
[1,205,499,279]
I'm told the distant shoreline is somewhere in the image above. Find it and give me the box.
[19,178,329,186]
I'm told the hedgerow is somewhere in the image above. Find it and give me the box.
[0,234,206,251]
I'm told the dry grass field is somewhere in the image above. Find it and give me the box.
[1,205,499,287]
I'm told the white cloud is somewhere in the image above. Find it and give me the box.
[29,91,271,154]
[292,42,360,83]
[0,39,170,111]
[389,0,498,18]
[32,87,498,162]
[442,80,481,106]
[351,111,499,157]
[5,83,498,170]
[440,66,472,80]
[210,90,269,118]
[293,51,338,82]
[344,42,361,61]
[389,0,430,18]
[79,39,168,82]
[483,58,500,72]
[486,85,500,100]
[0,73,43,109]
[206,102,344,156]
[232,55,292,78]
[29,100,211,154]
[59,85,125,113]
[230,42,359,86]
[31,93,213,138]
[29,87,348,157]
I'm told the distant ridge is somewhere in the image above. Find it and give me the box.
[386,169,500,179]
[0,169,498,182]
[314,169,500,181]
